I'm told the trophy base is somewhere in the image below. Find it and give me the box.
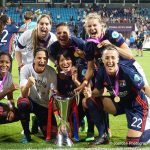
[55,133,73,146]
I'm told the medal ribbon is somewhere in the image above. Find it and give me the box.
[86,33,104,44]
[106,69,119,97]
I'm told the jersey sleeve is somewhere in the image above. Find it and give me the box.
[107,29,125,47]
[16,30,32,51]
[121,64,145,90]
[73,37,85,51]
[11,25,20,33]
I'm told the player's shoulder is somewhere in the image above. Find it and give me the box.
[45,65,56,74]
[49,32,57,41]
[106,29,120,39]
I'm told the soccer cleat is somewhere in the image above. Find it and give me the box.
[89,133,109,145]
[21,134,31,144]
[85,132,94,142]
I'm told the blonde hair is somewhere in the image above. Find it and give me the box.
[84,12,106,29]
[37,14,52,24]
[31,14,52,52]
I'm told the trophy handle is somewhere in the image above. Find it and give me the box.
[75,91,80,105]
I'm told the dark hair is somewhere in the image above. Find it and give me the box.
[0,14,9,35]
[102,44,119,56]
[33,48,48,59]
[56,49,76,67]
[56,22,69,30]
[0,52,12,72]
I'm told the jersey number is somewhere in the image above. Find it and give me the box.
[131,117,142,129]
[1,30,8,43]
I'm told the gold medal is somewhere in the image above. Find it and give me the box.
[114,96,120,103]
[74,51,79,57]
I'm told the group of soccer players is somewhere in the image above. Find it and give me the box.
[0,10,150,147]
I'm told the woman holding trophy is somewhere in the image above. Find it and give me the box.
[49,22,95,142]
[51,49,94,146]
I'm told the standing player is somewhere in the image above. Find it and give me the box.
[49,22,85,63]
[83,44,150,147]
[136,27,145,57]
[15,14,57,70]
[20,11,37,30]
[49,22,95,141]
[0,14,23,55]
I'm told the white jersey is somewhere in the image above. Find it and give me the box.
[0,72,13,92]
[20,64,57,108]
[15,29,57,64]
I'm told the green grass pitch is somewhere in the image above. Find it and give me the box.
[0,50,150,149]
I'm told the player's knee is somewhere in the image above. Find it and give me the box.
[17,97,30,111]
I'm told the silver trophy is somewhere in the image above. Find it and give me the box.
[53,93,79,147]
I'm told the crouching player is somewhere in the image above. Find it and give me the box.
[0,52,19,124]
[83,44,150,147]
[17,49,57,143]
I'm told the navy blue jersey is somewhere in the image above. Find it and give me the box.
[57,64,93,95]
[85,29,125,64]
[49,36,85,61]
[95,63,145,101]
[57,75,77,96]
[0,24,19,53]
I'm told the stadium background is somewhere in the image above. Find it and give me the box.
[1,0,150,41]
[0,1,150,149]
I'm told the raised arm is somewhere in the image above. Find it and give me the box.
[75,60,94,92]
[21,76,35,97]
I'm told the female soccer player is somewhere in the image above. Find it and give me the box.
[0,52,19,124]
[83,44,150,147]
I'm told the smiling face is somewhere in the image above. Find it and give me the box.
[85,18,103,39]
[0,55,11,76]
[102,49,119,76]
[37,16,51,39]
[33,51,48,73]
[58,55,72,74]
[56,25,70,47]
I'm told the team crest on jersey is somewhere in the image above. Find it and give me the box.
[134,74,141,82]
[82,69,86,76]
[119,80,126,87]
[112,31,119,39]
